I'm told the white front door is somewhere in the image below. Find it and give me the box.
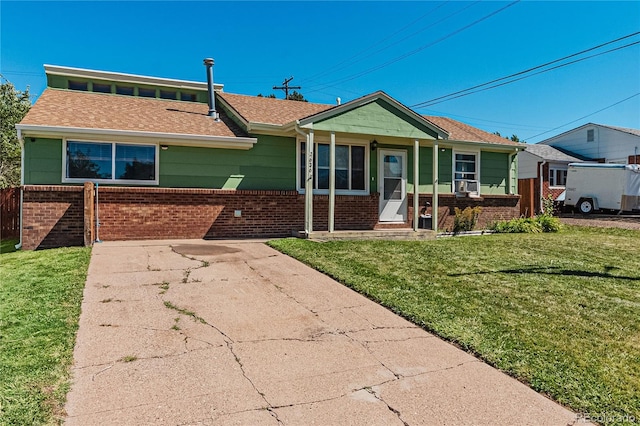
[379,149,407,222]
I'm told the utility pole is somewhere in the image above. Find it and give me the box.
[273,77,301,99]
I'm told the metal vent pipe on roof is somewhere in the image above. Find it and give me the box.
[203,58,219,121]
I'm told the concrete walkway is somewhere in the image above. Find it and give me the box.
[65,240,579,425]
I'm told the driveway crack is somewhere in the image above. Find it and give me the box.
[366,387,409,426]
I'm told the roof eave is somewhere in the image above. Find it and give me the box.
[16,124,257,150]
[443,139,524,151]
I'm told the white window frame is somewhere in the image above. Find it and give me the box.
[62,138,159,185]
[296,137,369,195]
[548,166,568,188]
[452,150,480,194]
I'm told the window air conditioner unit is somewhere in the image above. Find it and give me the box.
[456,180,479,197]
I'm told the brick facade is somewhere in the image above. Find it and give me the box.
[21,185,520,249]
[22,186,84,250]
[409,194,520,231]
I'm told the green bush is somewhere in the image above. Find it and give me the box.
[453,206,482,233]
[490,214,562,233]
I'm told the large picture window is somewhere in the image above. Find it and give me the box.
[299,142,367,193]
[65,141,157,184]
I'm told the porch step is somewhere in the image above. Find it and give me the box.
[296,229,436,242]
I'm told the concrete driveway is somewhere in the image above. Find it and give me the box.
[65,239,580,425]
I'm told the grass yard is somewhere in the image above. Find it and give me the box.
[269,226,640,425]
[0,244,91,425]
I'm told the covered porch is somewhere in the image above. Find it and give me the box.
[294,91,449,238]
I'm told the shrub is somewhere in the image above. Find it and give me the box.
[453,206,482,233]
[490,214,562,234]
[536,214,562,232]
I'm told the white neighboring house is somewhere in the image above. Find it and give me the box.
[538,123,640,164]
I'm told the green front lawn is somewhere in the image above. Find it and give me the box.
[269,226,640,424]
[0,245,91,425]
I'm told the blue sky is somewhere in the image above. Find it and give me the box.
[1,1,639,143]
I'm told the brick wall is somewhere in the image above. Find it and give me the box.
[409,193,520,231]
[22,186,84,250]
[21,185,519,248]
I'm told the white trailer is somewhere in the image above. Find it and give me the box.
[564,163,640,214]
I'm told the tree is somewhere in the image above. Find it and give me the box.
[0,79,31,188]
[257,93,276,98]
[286,90,307,102]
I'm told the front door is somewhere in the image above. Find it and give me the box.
[379,149,407,222]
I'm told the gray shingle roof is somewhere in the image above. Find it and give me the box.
[525,144,585,162]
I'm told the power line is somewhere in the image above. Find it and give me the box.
[414,40,640,108]
[411,31,640,108]
[526,92,640,142]
[300,1,471,84]
[304,1,520,94]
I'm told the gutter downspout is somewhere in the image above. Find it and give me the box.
[539,160,547,214]
[15,128,24,250]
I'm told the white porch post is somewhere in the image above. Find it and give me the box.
[413,139,419,231]
[305,130,314,235]
[329,132,336,233]
[432,141,439,232]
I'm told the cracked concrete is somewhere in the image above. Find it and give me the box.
[65,239,583,425]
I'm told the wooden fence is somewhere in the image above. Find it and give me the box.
[1,187,20,240]
[518,178,535,218]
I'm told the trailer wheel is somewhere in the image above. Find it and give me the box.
[578,199,594,214]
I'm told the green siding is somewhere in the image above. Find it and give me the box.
[23,138,63,184]
[371,145,453,194]
[160,135,296,189]
[438,149,453,193]
[480,151,509,195]
[313,100,438,139]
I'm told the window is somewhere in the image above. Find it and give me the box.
[116,85,134,95]
[587,129,595,142]
[299,141,367,193]
[138,87,156,98]
[65,141,157,184]
[68,80,88,91]
[180,92,198,102]
[454,152,479,193]
[93,82,111,93]
[454,152,478,181]
[159,90,177,100]
[549,167,567,187]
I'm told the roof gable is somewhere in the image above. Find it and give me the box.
[300,91,448,140]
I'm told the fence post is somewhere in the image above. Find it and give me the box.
[83,182,95,247]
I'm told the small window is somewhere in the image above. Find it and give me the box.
[549,168,567,187]
[180,92,198,102]
[68,80,88,91]
[93,82,111,93]
[159,90,177,100]
[138,88,156,98]
[454,152,479,194]
[116,85,134,96]
[587,129,595,142]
